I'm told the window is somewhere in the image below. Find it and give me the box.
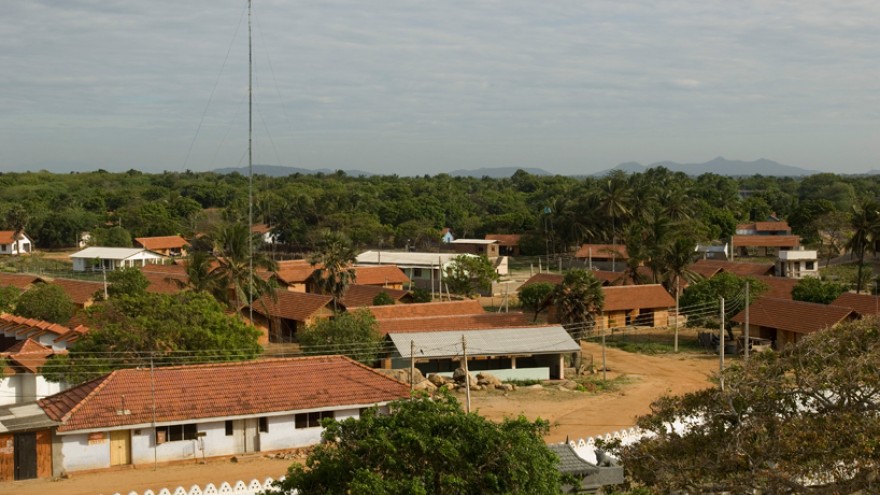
[412,268,423,278]
[156,424,198,443]
[295,411,334,429]
[225,420,234,436]
[806,261,815,270]
[259,417,269,433]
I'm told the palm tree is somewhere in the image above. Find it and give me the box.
[552,269,604,338]
[308,231,357,311]
[847,200,880,293]
[658,235,701,297]
[594,172,631,271]
[169,250,221,294]
[4,204,28,255]
[210,222,278,311]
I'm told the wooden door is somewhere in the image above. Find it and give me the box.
[13,432,37,480]
[109,430,131,466]
[0,434,13,481]
[233,419,260,453]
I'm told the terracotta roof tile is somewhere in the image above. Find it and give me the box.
[520,273,564,288]
[691,259,775,277]
[602,285,675,312]
[365,300,485,319]
[574,244,628,260]
[1,338,55,373]
[39,356,410,432]
[731,297,857,334]
[0,273,44,289]
[142,273,184,295]
[831,292,880,316]
[249,289,333,321]
[732,235,800,248]
[49,278,104,306]
[0,313,81,340]
[484,234,522,246]
[754,221,791,232]
[274,266,318,285]
[353,265,410,286]
[342,285,410,308]
[134,235,189,251]
[0,231,27,244]
[752,276,798,300]
[377,312,532,335]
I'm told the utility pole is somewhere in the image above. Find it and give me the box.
[744,281,750,361]
[601,325,607,381]
[150,353,158,471]
[674,278,679,353]
[719,297,725,391]
[410,340,415,398]
[462,335,471,413]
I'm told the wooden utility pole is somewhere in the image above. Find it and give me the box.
[601,326,607,381]
[744,281,750,361]
[462,335,471,413]
[410,340,415,397]
[720,297,725,391]
[674,278,679,353]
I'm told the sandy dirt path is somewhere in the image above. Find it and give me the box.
[4,345,719,495]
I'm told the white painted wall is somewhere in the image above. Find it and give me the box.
[60,433,111,472]
[0,376,17,406]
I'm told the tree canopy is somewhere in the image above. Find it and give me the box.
[679,272,767,330]
[518,282,555,322]
[271,392,568,495]
[552,269,604,335]
[443,254,499,298]
[297,309,383,365]
[13,283,74,325]
[615,317,880,493]
[791,276,847,304]
[41,291,262,384]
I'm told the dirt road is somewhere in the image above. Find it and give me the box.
[4,346,718,495]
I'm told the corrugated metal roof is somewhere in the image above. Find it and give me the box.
[356,251,473,267]
[388,325,579,358]
[0,403,58,433]
[70,247,164,260]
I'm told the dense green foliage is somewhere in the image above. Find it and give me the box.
[791,276,847,304]
[0,285,21,312]
[298,309,383,365]
[106,267,150,299]
[271,392,568,495]
[308,231,357,310]
[1,168,876,257]
[371,291,395,306]
[552,269,604,334]
[518,282,555,322]
[443,254,499,297]
[13,283,74,324]
[679,272,767,330]
[41,291,262,384]
[615,317,880,493]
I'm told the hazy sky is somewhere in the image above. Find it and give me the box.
[2,1,879,175]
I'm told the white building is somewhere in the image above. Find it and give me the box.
[36,355,408,475]
[776,249,819,279]
[0,230,33,255]
[69,247,166,271]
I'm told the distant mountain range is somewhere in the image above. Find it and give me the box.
[213,157,820,179]
[213,164,375,177]
[597,157,820,177]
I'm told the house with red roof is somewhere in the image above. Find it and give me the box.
[732,220,800,258]
[596,285,676,329]
[485,234,522,256]
[0,230,33,256]
[134,235,190,257]
[730,297,859,351]
[246,289,334,344]
[35,356,408,475]
[574,244,628,271]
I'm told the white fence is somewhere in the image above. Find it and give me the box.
[111,478,288,495]
[563,426,647,464]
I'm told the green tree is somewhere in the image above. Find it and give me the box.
[791,276,847,304]
[170,249,222,294]
[41,291,262,384]
[518,282,555,322]
[443,254,499,297]
[679,272,767,332]
[371,291,395,306]
[297,310,383,365]
[0,285,22,312]
[106,267,150,299]
[91,226,133,247]
[13,283,74,324]
[209,222,278,311]
[308,231,358,311]
[271,392,567,495]
[846,199,880,293]
[552,269,604,336]
[615,317,880,493]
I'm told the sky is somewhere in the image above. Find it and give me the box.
[2,1,879,176]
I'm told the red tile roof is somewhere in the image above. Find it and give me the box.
[353,265,410,286]
[365,300,485,319]
[249,289,333,321]
[134,235,189,251]
[752,276,798,300]
[0,313,80,340]
[831,292,880,316]
[574,244,628,260]
[0,273,44,289]
[142,272,184,295]
[520,273,564,288]
[691,259,775,277]
[274,262,318,285]
[731,297,857,335]
[251,223,271,234]
[602,285,675,312]
[49,278,104,306]
[484,234,522,246]
[39,355,409,433]
[0,231,28,244]
[732,235,800,248]
[755,221,791,232]
[342,285,410,308]
[1,338,55,373]
[377,313,532,335]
